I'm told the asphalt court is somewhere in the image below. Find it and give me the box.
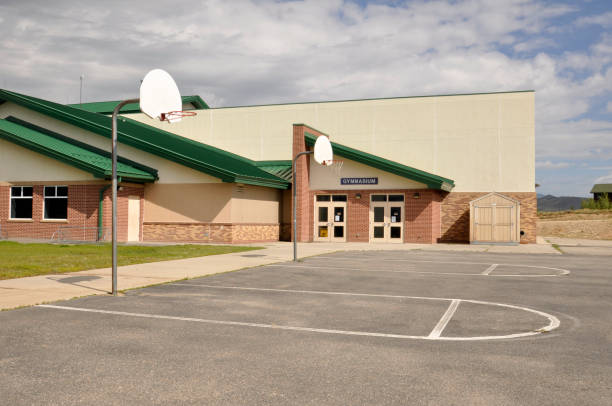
[2,249,612,405]
[36,251,568,341]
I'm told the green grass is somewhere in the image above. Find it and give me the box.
[0,241,262,280]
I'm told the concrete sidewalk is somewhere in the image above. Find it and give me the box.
[0,240,559,311]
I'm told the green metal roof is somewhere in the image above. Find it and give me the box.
[0,89,289,189]
[68,95,209,114]
[591,184,612,193]
[0,119,157,182]
[254,161,293,182]
[304,132,455,191]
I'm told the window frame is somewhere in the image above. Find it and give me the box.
[9,186,33,220]
[43,185,68,221]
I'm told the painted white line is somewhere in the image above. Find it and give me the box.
[36,304,426,340]
[482,264,499,275]
[171,283,450,302]
[265,263,566,278]
[428,299,461,338]
[37,288,560,341]
[316,257,572,276]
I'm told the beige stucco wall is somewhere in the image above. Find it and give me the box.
[230,184,280,223]
[309,156,427,190]
[143,183,232,223]
[0,138,96,182]
[0,103,222,185]
[126,91,535,193]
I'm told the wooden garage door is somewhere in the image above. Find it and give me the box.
[474,205,515,242]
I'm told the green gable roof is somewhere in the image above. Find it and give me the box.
[591,184,612,193]
[68,95,209,114]
[0,89,289,189]
[254,161,293,182]
[0,119,156,182]
[304,132,455,191]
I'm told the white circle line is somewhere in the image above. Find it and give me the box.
[267,263,567,277]
[308,257,571,275]
[166,283,561,341]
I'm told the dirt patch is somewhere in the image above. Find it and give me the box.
[537,219,612,240]
[538,209,612,221]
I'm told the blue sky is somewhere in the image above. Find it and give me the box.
[1,0,611,196]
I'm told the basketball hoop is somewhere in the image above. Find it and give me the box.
[160,110,197,123]
[322,159,344,177]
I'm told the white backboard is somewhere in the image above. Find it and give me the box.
[139,69,182,123]
[314,135,333,164]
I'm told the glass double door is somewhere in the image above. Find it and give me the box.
[369,194,404,243]
[314,194,347,242]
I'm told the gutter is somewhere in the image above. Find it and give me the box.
[98,184,111,241]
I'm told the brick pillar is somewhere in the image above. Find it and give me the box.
[292,124,327,242]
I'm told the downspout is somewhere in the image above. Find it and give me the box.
[98,184,111,241]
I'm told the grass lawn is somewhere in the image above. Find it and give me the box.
[0,241,262,280]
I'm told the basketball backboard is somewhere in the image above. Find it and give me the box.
[139,69,183,123]
[313,135,333,165]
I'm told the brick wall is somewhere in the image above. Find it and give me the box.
[0,183,144,242]
[305,189,440,243]
[440,192,537,243]
[142,222,279,243]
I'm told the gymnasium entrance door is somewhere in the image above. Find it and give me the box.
[314,194,347,242]
[369,194,404,243]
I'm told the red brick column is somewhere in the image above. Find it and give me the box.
[292,124,327,242]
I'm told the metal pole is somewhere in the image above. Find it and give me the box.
[292,151,313,262]
[111,98,139,295]
[79,75,84,105]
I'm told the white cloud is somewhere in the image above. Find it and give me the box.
[575,11,612,28]
[0,0,609,196]
[536,161,571,169]
[595,173,612,183]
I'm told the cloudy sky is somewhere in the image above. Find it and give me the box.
[1,0,611,196]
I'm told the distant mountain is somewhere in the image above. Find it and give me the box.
[537,195,587,212]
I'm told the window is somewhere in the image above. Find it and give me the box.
[10,186,33,219]
[331,195,347,202]
[44,186,68,220]
[316,195,331,202]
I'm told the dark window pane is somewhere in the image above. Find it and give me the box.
[318,207,328,222]
[389,194,404,202]
[57,186,68,196]
[45,198,67,219]
[332,195,347,202]
[333,207,344,222]
[390,227,401,239]
[334,226,344,238]
[371,195,386,202]
[374,207,384,222]
[44,186,55,197]
[390,207,402,223]
[318,226,328,238]
[11,187,21,197]
[373,226,384,238]
[22,187,33,197]
[316,195,331,202]
[11,198,32,219]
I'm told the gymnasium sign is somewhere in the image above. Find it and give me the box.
[341,177,378,185]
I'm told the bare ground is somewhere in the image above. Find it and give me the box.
[537,209,612,240]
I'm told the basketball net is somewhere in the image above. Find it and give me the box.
[160,110,197,123]
[321,159,344,177]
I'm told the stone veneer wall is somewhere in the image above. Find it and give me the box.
[143,222,279,243]
[440,192,537,243]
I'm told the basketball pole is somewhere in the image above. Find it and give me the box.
[111,98,139,296]
[292,151,313,262]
